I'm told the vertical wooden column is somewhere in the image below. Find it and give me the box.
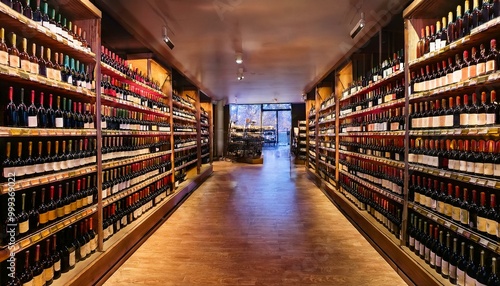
[195,89,201,174]
[401,18,411,247]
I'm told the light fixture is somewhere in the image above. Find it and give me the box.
[237,67,244,80]
[235,52,243,64]
[162,26,175,50]
[350,12,365,39]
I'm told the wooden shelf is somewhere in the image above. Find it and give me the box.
[408,202,500,254]
[101,94,170,118]
[103,170,173,207]
[173,132,197,136]
[0,127,97,137]
[0,65,96,100]
[339,150,405,169]
[174,145,197,152]
[319,102,336,112]
[340,70,404,103]
[339,130,405,137]
[102,150,172,170]
[101,130,171,136]
[318,117,336,125]
[173,115,197,124]
[101,63,167,98]
[409,126,500,136]
[1,165,96,194]
[339,170,404,203]
[408,163,500,190]
[173,100,196,112]
[318,146,336,152]
[409,71,500,102]
[318,160,336,170]
[0,205,96,262]
[174,159,198,171]
[339,98,405,120]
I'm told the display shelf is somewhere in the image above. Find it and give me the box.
[174,132,197,136]
[102,150,172,170]
[100,63,167,98]
[319,146,336,153]
[318,160,336,170]
[318,132,335,137]
[174,145,197,152]
[318,117,336,125]
[0,165,96,194]
[173,115,197,124]
[0,205,96,260]
[201,123,210,127]
[408,163,500,190]
[409,71,500,102]
[101,94,170,118]
[408,202,500,254]
[339,98,405,120]
[340,170,404,204]
[0,127,97,137]
[409,126,500,136]
[101,130,171,136]
[0,3,97,62]
[0,64,96,99]
[339,131,405,137]
[319,102,336,112]
[172,99,196,113]
[102,170,173,207]
[174,159,198,171]
[340,70,404,103]
[339,150,405,169]
[406,17,500,69]
[201,153,210,159]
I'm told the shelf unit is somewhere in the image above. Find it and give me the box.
[296,120,307,161]
[305,1,500,284]
[0,2,213,285]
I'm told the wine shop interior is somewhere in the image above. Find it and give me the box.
[1,0,500,285]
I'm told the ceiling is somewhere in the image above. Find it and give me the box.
[94,0,409,104]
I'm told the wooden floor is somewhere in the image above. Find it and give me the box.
[104,148,408,286]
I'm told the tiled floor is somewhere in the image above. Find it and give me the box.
[104,148,407,285]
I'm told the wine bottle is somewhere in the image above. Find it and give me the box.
[449,238,459,284]
[37,92,47,128]
[88,217,97,254]
[458,241,467,286]
[29,42,38,75]
[486,194,498,240]
[46,94,55,128]
[28,191,39,232]
[31,244,44,286]
[0,28,8,66]
[42,239,54,285]
[488,257,500,285]
[38,187,48,227]
[476,250,489,286]
[5,86,17,127]
[477,191,488,235]
[466,245,478,286]
[19,250,33,286]
[47,186,56,222]
[27,90,38,128]
[8,33,20,68]
[55,184,64,219]
[13,142,25,178]
[19,38,30,72]
[18,193,29,235]
[436,230,444,274]
[32,0,41,23]
[51,235,61,279]
[54,96,63,128]
[24,141,35,177]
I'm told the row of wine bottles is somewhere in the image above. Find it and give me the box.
[339,79,405,116]
[101,135,171,160]
[409,137,500,177]
[0,28,93,88]
[173,152,197,168]
[340,107,406,132]
[100,105,170,132]
[101,46,161,92]
[172,107,196,121]
[101,75,169,112]
[339,137,405,162]
[174,139,197,149]
[172,94,195,110]
[101,155,171,199]
[2,139,97,180]
[103,176,171,241]
[1,175,97,243]
[339,156,404,196]
[4,87,94,129]
[174,124,196,133]
[338,174,402,239]
[408,211,500,285]
[410,91,499,129]
[410,174,500,241]
[2,217,97,286]
[415,0,500,59]
[412,41,499,94]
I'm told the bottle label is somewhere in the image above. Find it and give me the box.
[56,207,64,219]
[477,62,486,75]
[437,201,445,214]
[449,159,456,170]
[453,70,462,83]
[477,216,487,232]
[468,65,477,78]
[484,163,494,176]
[436,255,442,268]
[475,162,484,175]
[69,251,76,266]
[64,204,71,216]
[447,73,454,85]
[487,113,496,125]
[487,219,498,236]
[460,209,470,225]
[54,259,61,271]
[409,236,415,247]
[477,113,487,126]
[466,161,475,173]
[53,161,61,172]
[48,210,57,221]
[445,203,453,217]
[30,62,39,74]
[465,274,476,286]
[18,219,29,234]
[28,115,38,127]
[486,60,497,73]
[21,59,31,72]
[90,237,97,251]
[430,251,436,266]
[79,245,86,259]
[495,164,500,177]
[452,206,461,222]
[457,268,466,286]
[34,163,45,174]
[39,212,49,224]
[0,50,8,65]
[44,266,54,281]
[87,195,93,205]
[469,114,478,126]
[442,260,449,276]
[450,264,457,279]
[432,116,440,128]
[444,115,454,127]
[43,162,52,173]
[9,55,20,68]
[430,42,436,52]
[460,113,469,126]
[414,192,420,203]
[33,273,44,286]
[431,198,437,210]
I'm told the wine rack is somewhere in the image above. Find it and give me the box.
[0,1,213,285]
[304,0,500,284]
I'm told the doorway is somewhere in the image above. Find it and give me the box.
[262,104,291,147]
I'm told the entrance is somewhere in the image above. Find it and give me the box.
[262,104,291,146]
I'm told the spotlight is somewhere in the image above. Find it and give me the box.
[237,67,244,80]
[235,52,243,64]
[350,12,365,39]
[162,26,175,49]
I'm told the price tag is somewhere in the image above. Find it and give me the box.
[19,238,30,248]
[41,229,50,238]
[479,238,489,247]
[477,179,487,186]
[437,218,445,225]
[457,228,464,235]
[487,180,496,187]
[450,225,458,232]
[50,226,58,233]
